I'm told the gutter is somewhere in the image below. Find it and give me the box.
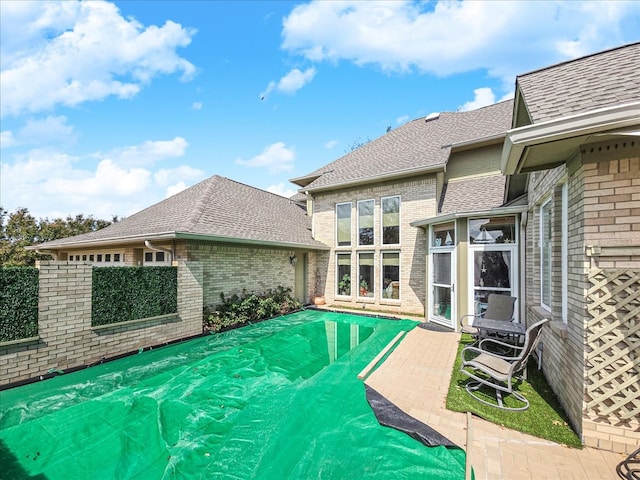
[501,101,640,175]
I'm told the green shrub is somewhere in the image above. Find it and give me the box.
[204,286,301,333]
[0,267,39,341]
[92,266,177,326]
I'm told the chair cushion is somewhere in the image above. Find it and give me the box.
[467,353,511,380]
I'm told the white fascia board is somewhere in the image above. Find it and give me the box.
[501,102,640,175]
[410,204,527,229]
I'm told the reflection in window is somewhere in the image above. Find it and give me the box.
[336,203,352,246]
[358,252,374,298]
[336,253,351,296]
[433,222,455,247]
[382,196,400,244]
[382,252,400,299]
[474,251,511,289]
[358,200,374,246]
[469,217,516,244]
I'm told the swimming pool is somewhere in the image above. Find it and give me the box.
[0,309,465,479]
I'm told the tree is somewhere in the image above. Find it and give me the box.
[0,207,118,267]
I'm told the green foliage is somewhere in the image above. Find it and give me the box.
[0,207,119,267]
[204,286,301,333]
[92,266,177,327]
[0,267,39,341]
[446,334,582,448]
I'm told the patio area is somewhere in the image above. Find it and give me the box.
[363,323,626,480]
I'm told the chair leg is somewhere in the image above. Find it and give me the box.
[465,381,530,411]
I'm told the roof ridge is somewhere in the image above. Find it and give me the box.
[517,41,640,79]
[181,175,222,230]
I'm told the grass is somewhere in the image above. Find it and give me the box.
[446,334,582,448]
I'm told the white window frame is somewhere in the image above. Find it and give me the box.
[357,199,375,247]
[561,183,568,323]
[380,251,401,302]
[357,251,375,299]
[381,195,401,246]
[336,202,352,247]
[336,252,352,297]
[540,199,552,311]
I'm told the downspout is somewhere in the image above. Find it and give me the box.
[519,211,528,323]
[144,240,173,263]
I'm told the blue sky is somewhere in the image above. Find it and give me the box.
[2,0,639,220]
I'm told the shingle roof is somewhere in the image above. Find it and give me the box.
[292,100,514,191]
[439,175,507,215]
[35,176,326,249]
[517,42,640,123]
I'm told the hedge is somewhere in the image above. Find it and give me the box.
[92,266,177,327]
[0,267,39,342]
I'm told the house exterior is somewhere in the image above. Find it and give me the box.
[28,175,329,307]
[19,42,639,454]
[501,42,640,454]
[291,100,516,323]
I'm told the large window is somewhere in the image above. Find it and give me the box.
[381,196,400,245]
[469,216,516,244]
[336,253,351,296]
[381,252,400,300]
[336,203,352,246]
[358,200,374,246]
[540,200,552,310]
[358,252,375,298]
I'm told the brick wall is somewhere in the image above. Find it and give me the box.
[524,139,640,454]
[0,261,203,387]
[179,241,299,307]
[310,175,435,316]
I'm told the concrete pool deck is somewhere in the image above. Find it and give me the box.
[362,324,626,480]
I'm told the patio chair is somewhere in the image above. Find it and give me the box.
[459,318,549,411]
[459,294,516,340]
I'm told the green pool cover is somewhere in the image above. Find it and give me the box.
[0,309,465,479]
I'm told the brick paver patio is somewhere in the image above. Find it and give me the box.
[364,326,626,480]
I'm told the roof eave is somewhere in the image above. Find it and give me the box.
[301,164,446,194]
[411,204,527,229]
[501,101,640,175]
[175,233,330,250]
[25,232,179,250]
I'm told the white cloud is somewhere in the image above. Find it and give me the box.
[324,139,338,149]
[18,115,77,146]
[191,101,203,110]
[0,0,196,117]
[106,137,189,167]
[165,181,188,198]
[0,130,16,148]
[266,183,298,198]
[396,115,409,124]
[282,0,639,86]
[260,67,316,99]
[1,138,204,219]
[235,142,296,174]
[459,87,496,112]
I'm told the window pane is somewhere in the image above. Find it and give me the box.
[382,252,400,299]
[105,254,111,262]
[541,203,552,307]
[433,286,451,320]
[145,252,153,262]
[474,251,511,288]
[114,253,121,262]
[337,254,351,296]
[358,253,374,297]
[97,254,102,262]
[358,200,374,246]
[336,203,351,246]
[433,252,451,285]
[433,222,455,247]
[382,196,400,244]
[470,216,516,244]
[156,251,165,262]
